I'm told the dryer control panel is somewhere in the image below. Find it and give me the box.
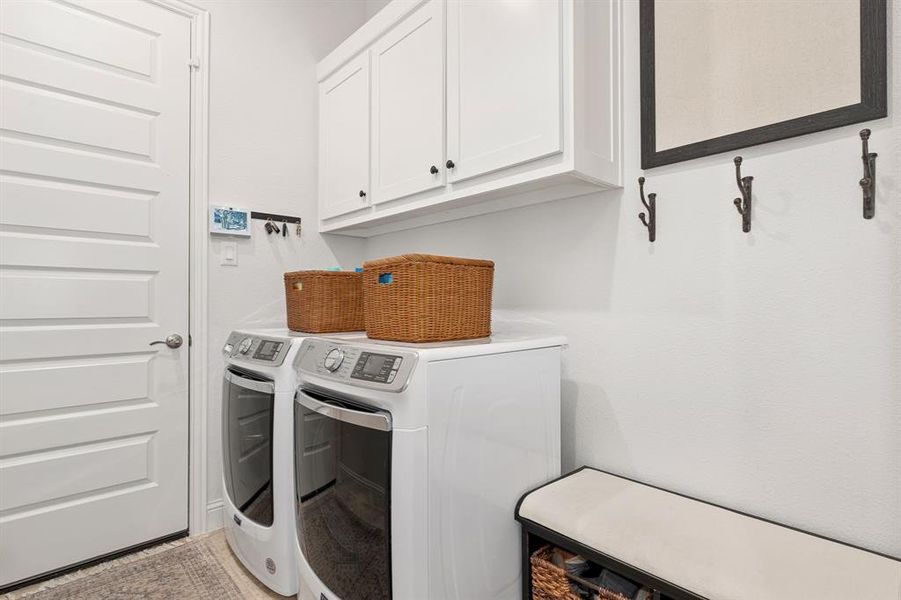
[223,332,290,366]
[296,339,417,393]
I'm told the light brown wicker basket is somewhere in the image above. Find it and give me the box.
[530,546,580,600]
[530,546,634,600]
[283,270,364,333]
[362,254,494,343]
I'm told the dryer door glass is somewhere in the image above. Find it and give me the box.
[222,369,275,526]
[294,389,392,600]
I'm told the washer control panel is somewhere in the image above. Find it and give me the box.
[351,352,403,384]
[296,339,417,393]
[223,332,290,366]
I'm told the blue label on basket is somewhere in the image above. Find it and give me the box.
[378,272,393,284]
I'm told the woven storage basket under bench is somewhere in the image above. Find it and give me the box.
[515,467,901,600]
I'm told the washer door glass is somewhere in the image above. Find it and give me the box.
[223,368,274,526]
[294,389,392,600]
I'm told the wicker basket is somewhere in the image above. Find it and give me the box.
[362,254,494,343]
[283,271,364,333]
[530,546,634,600]
[531,546,580,600]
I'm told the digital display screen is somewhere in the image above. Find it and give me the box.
[351,352,401,383]
[253,340,283,361]
[363,355,388,376]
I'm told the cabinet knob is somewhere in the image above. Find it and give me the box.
[359,190,366,198]
[430,165,439,175]
[446,160,455,169]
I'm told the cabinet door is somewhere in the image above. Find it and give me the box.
[446,0,562,183]
[319,53,370,220]
[371,0,444,205]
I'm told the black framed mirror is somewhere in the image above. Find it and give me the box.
[640,0,887,169]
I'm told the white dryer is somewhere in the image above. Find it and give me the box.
[291,333,565,600]
[221,328,359,596]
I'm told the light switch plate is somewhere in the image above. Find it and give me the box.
[221,241,238,266]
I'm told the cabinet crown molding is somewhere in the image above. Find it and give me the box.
[317,0,427,82]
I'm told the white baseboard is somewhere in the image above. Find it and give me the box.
[205,499,224,533]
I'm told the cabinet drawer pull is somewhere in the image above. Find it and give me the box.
[445,159,455,169]
[359,190,366,198]
[430,165,439,175]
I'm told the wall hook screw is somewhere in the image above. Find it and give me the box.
[638,177,656,242]
[859,129,877,219]
[732,156,753,233]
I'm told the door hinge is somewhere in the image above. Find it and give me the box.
[188,57,200,70]
[188,334,193,347]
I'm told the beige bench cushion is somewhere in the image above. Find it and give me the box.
[518,469,901,600]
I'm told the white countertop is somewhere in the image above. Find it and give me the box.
[314,331,567,361]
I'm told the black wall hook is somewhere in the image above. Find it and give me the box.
[859,129,877,219]
[638,177,656,242]
[732,156,753,233]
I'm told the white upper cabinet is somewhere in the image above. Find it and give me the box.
[319,53,370,219]
[316,0,621,237]
[446,0,561,183]
[371,0,445,204]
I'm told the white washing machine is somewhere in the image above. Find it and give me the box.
[221,328,358,596]
[291,333,565,600]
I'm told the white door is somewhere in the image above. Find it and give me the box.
[0,0,192,587]
[370,0,444,205]
[446,0,562,183]
[319,53,371,220]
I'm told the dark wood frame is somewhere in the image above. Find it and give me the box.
[640,0,888,169]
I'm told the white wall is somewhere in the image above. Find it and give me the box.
[364,0,391,20]
[362,1,901,556]
[195,0,368,525]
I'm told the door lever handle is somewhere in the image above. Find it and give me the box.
[150,334,183,349]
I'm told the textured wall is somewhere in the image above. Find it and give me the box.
[194,0,368,520]
[363,0,901,555]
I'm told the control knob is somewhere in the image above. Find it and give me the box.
[237,337,253,355]
[324,348,345,372]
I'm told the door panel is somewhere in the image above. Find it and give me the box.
[0,81,154,158]
[319,53,370,220]
[0,0,156,77]
[446,0,562,183]
[0,0,191,587]
[0,356,150,416]
[371,0,444,204]
[1,273,152,320]
[0,176,154,237]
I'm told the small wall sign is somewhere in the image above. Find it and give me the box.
[209,206,251,237]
